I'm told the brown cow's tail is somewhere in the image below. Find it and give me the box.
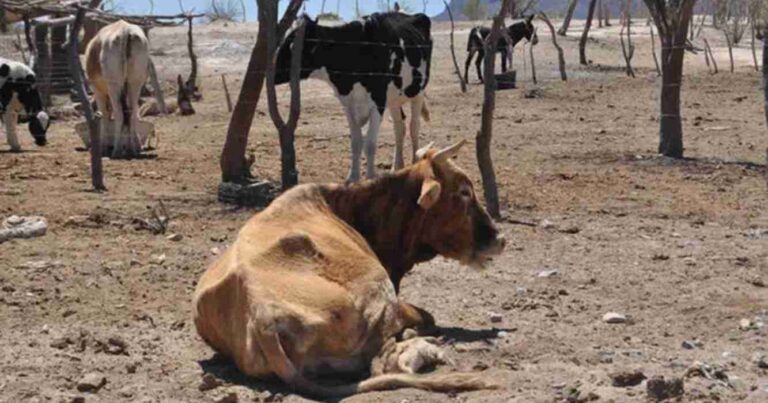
[256,327,496,399]
[354,372,497,394]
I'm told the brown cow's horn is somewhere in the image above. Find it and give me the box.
[415,141,435,160]
[433,139,467,163]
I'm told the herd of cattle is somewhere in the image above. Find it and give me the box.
[0,8,540,397]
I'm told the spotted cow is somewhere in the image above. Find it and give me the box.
[275,11,433,183]
[0,57,50,152]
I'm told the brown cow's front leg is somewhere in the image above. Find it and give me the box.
[399,301,436,336]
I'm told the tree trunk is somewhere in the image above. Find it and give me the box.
[598,0,604,28]
[34,24,52,107]
[219,0,303,184]
[266,7,305,190]
[724,30,734,73]
[442,0,466,92]
[751,23,759,72]
[70,8,105,191]
[558,0,579,36]
[539,13,567,81]
[580,0,599,65]
[477,0,512,220]
[658,45,685,157]
[763,36,767,164]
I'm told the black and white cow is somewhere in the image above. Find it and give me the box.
[275,11,432,183]
[0,57,50,152]
[464,16,537,84]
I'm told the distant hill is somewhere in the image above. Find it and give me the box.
[432,0,624,21]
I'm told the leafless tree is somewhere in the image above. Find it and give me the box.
[580,0,599,65]
[558,0,579,36]
[477,0,514,219]
[70,7,104,191]
[538,12,567,80]
[644,0,698,158]
[442,0,467,92]
[219,0,304,183]
[619,0,635,77]
[266,14,306,189]
[206,0,243,22]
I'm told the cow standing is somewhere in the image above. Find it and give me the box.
[0,57,50,152]
[194,141,506,397]
[85,20,149,159]
[275,12,433,183]
[464,16,537,84]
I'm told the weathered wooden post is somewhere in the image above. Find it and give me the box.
[34,23,51,106]
[147,60,167,115]
[70,6,105,191]
[477,0,513,220]
[442,0,466,93]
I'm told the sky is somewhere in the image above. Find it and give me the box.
[115,1,447,21]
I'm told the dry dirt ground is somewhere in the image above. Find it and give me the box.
[1,17,768,403]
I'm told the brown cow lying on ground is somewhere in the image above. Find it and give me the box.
[193,140,506,397]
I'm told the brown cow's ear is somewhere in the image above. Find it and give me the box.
[418,178,441,209]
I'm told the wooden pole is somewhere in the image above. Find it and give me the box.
[34,23,52,106]
[442,0,466,93]
[529,27,537,84]
[185,15,199,99]
[222,74,233,112]
[70,7,105,191]
[147,59,166,114]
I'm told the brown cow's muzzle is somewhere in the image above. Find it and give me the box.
[469,233,506,269]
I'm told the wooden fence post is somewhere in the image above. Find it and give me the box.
[69,6,105,191]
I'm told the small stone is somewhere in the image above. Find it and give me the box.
[682,339,703,350]
[216,392,238,403]
[117,386,134,398]
[76,372,107,393]
[603,312,627,324]
[151,254,166,265]
[646,376,684,401]
[539,219,556,229]
[166,233,183,242]
[50,337,72,349]
[105,336,128,355]
[126,362,138,374]
[740,318,753,330]
[62,309,77,318]
[753,353,768,369]
[211,247,221,256]
[537,269,559,278]
[610,369,647,387]
[199,373,222,392]
[489,312,503,323]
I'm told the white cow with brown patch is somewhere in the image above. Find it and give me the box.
[85,20,149,158]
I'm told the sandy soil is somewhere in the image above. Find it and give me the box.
[1,17,767,403]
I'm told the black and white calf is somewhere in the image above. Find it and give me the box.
[464,16,537,84]
[275,12,432,182]
[0,57,50,152]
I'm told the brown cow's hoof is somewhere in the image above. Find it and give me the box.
[399,302,437,336]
